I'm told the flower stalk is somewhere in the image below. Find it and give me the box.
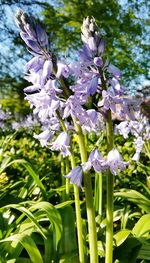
[57,113,85,263]
[74,119,98,263]
[70,153,85,263]
[105,109,114,263]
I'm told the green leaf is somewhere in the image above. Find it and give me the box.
[114,230,131,246]
[0,204,46,239]
[132,214,150,237]
[59,206,77,255]
[138,240,150,260]
[59,253,79,263]
[114,236,142,263]
[115,189,150,213]
[29,201,62,248]
[0,233,43,263]
[3,159,47,199]
[97,240,105,257]
[55,200,74,209]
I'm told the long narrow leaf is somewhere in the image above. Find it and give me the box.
[3,159,47,199]
[29,201,62,247]
[0,232,43,263]
[0,204,46,239]
[115,189,150,213]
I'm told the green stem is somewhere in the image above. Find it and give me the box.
[94,172,103,219]
[74,119,98,263]
[98,172,103,219]
[65,158,70,196]
[70,153,85,263]
[61,158,66,201]
[99,68,114,263]
[105,109,114,263]
[57,113,84,263]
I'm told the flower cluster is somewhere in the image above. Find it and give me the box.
[83,148,128,175]
[16,12,141,187]
[116,112,150,161]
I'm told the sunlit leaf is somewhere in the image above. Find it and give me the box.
[0,204,46,239]
[115,189,150,213]
[114,230,131,246]
[0,232,43,263]
[132,214,150,237]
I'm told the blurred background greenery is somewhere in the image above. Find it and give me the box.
[0,0,150,105]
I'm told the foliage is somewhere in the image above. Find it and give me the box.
[0,126,149,262]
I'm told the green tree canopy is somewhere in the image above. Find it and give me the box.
[0,0,149,97]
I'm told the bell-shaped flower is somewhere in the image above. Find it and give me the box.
[99,90,121,113]
[107,64,122,79]
[64,166,83,188]
[110,78,124,96]
[42,59,52,81]
[83,148,107,173]
[133,136,144,154]
[106,148,129,175]
[98,39,105,56]
[56,62,70,79]
[51,132,70,157]
[25,56,45,73]
[116,121,131,139]
[34,129,53,147]
[119,98,142,120]
[132,152,140,162]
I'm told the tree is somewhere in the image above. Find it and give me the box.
[0,0,149,97]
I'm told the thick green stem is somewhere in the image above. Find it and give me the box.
[74,120,98,263]
[70,154,85,263]
[99,68,114,263]
[105,109,114,263]
[57,113,84,263]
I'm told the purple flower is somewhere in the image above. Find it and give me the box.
[107,64,121,79]
[80,44,93,62]
[133,136,144,154]
[83,148,107,172]
[98,39,105,56]
[88,36,97,51]
[116,121,131,139]
[34,129,53,147]
[35,24,48,48]
[119,98,142,120]
[99,90,121,113]
[56,62,70,79]
[63,96,88,125]
[109,78,124,96]
[132,152,140,162]
[64,166,83,188]
[51,132,70,157]
[42,59,53,81]
[94,57,103,67]
[25,56,45,73]
[82,110,103,132]
[15,10,49,56]
[106,148,129,175]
